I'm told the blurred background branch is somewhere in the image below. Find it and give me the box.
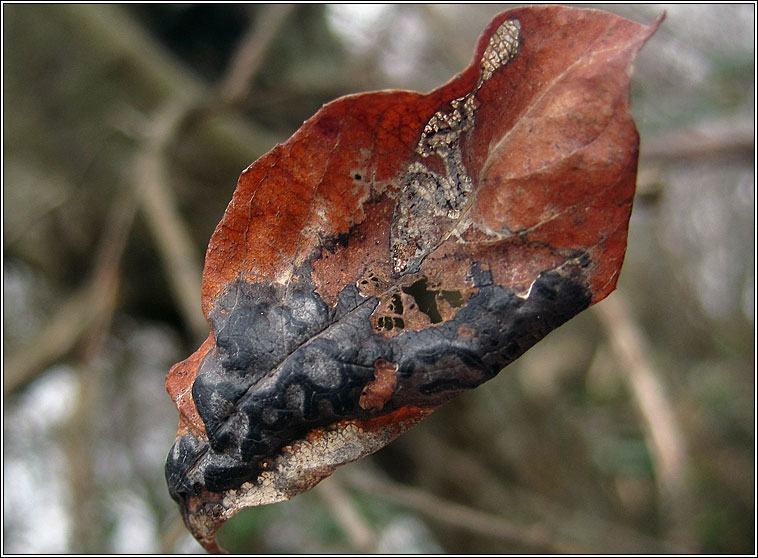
[214,4,297,108]
[315,477,378,553]
[593,293,694,549]
[341,466,584,554]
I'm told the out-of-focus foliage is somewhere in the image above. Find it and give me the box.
[2,4,754,554]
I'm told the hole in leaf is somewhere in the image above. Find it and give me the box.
[440,290,464,308]
[402,277,442,324]
[387,293,404,315]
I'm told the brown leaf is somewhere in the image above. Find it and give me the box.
[165,6,661,552]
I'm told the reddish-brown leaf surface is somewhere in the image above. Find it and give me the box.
[165,6,661,552]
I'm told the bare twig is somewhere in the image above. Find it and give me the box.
[641,114,754,161]
[133,100,207,342]
[215,4,296,107]
[5,5,294,394]
[593,292,695,549]
[340,466,584,553]
[158,514,190,554]
[316,477,377,552]
[65,178,139,552]
[3,287,96,394]
[4,181,139,395]
[66,361,103,553]
[9,137,135,551]
[409,432,688,553]
[135,5,295,342]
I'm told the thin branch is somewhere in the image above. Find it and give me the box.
[315,477,377,553]
[409,431,688,553]
[215,4,296,107]
[65,179,137,553]
[593,292,696,550]
[135,5,295,342]
[158,514,190,554]
[5,5,295,392]
[66,362,104,553]
[4,181,139,395]
[133,100,208,342]
[641,114,754,161]
[340,466,584,554]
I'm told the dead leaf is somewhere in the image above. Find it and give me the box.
[165,6,661,552]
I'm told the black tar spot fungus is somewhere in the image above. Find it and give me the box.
[165,261,591,503]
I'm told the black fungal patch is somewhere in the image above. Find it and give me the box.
[322,230,353,254]
[335,232,350,249]
[166,260,592,503]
